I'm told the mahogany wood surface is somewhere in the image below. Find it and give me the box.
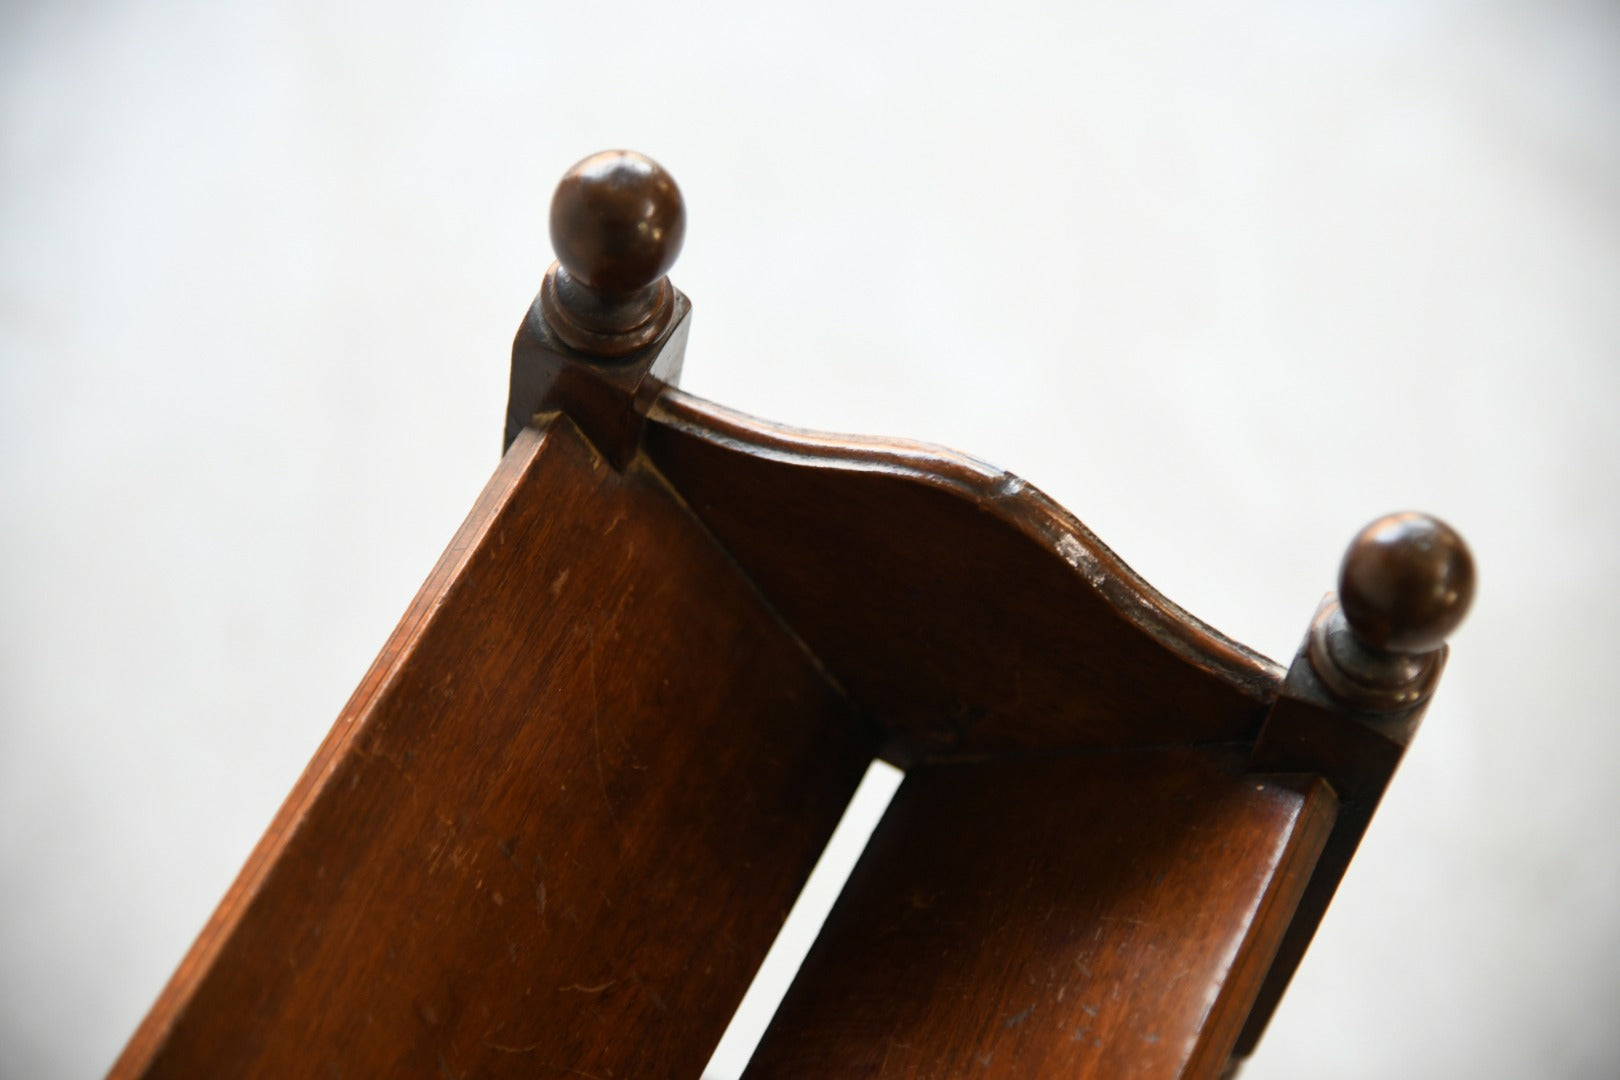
[644,390,1283,764]
[111,415,875,1079]
[743,747,1338,1078]
[111,148,1474,1077]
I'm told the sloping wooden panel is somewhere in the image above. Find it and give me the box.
[643,390,1282,762]
[112,416,875,1079]
[744,747,1336,1078]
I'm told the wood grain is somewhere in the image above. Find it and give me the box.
[743,747,1337,1078]
[644,390,1284,763]
[111,415,875,1079]
[112,146,1470,1076]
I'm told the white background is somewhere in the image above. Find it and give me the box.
[3,1,1618,1076]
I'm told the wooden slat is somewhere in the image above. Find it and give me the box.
[744,747,1337,1078]
[112,416,875,1079]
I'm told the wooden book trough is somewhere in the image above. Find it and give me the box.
[113,152,1475,1078]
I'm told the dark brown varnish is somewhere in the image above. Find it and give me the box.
[113,150,1473,1079]
[110,416,875,1079]
[743,749,1337,1078]
[644,391,1283,764]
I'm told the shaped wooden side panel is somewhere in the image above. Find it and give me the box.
[743,749,1337,1078]
[644,390,1284,762]
[111,416,875,1079]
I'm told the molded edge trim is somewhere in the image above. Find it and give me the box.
[646,389,1284,708]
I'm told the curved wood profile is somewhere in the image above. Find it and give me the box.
[642,389,1284,762]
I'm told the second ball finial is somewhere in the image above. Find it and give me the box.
[1306,511,1475,712]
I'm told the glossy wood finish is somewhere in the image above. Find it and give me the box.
[644,390,1283,764]
[743,748,1338,1078]
[1338,511,1475,654]
[550,150,685,296]
[115,149,1475,1078]
[506,150,691,459]
[111,415,875,1079]
[542,150,685,358]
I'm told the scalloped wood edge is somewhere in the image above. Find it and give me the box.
[643,388,1285,760]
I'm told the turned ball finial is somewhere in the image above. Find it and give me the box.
[1307,511,1474,711]
[539,150,685,356]
[1337,512,1475,654]
[549,150,685,296]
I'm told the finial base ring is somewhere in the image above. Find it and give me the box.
[540,262,675,358]
[1307,599,1442,712]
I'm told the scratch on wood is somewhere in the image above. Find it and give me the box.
[482,1063,603,1080]
[1098,915,1148,928]
[585,627,622,836]
[1055,533,1107,587]
[484,1040,543,1054]
[558,981,615,994]
[879,1038,909,1076]
[1004,1004,1034,1028]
